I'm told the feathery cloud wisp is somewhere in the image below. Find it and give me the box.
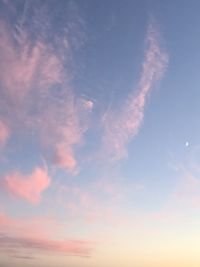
[0,8,91,173]
[102,21,168,160]
[0,22,62,106]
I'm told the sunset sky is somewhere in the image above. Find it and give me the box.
[1,0,200,266]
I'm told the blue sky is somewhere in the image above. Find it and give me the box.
[1,0,200,266]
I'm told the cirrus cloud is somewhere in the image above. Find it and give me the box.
[102,21,168,161]
[0,4,92,173]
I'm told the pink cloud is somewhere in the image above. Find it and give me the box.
[0,19,61,115]
[0,213,47,239]
[81,99,94,110]
[0,234,92,257]
[48,103,83,173]
[55,185,116,224]
[53,145,77,172]
[0,15,90,173]
[102,21,168,160]
[0,212,67,240]
[63,186,95,211]
[41,95,93,173]
[0,212,92,258]
[0,22,62,105]
[3,167,50,204]
[148,211,170,221]
[172,171,200,209]
[0,120,10,147]
[147,163,200,222]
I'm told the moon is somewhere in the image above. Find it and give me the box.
[185,141,189,147]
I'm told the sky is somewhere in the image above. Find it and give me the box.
[1,0,200,266]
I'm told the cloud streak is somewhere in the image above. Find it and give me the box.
[102,21,168,160]
[0,212,65,240]
[0,212,92,258]
[0,234,92,258]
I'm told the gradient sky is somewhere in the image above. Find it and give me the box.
[1,0,200,266]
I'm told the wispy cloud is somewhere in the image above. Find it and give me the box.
[53,183,114,224]
[54,177,141,225]
[0,212,92,258]
[0,21,62,107]
[0,3,92,173]
[172,167,200,210]
[0,212,64,239]
[147,160,200,222]
[0,234,92,258]
[102,20,168,160]
[2,167,50,204]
